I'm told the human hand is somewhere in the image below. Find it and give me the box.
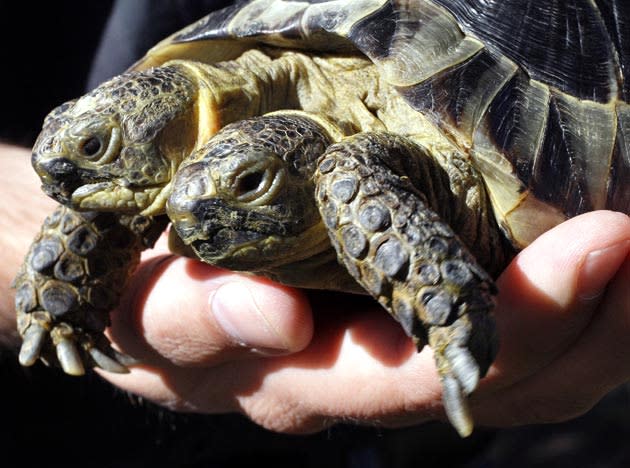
[98,210,629,434]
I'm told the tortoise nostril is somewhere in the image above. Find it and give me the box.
[168,162,214,215]
[32,157,104,206]
[185,171,209,198]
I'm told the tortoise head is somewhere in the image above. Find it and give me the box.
[167,113,336,270]
[32,65,197,215]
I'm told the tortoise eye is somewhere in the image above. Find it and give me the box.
[232,157,286,205]
[236,171,265,197]
[79,136,102,157]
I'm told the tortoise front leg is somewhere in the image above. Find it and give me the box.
[315,133,498,437]
[14,205,167,375]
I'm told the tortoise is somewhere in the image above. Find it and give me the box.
[13,0,630,438]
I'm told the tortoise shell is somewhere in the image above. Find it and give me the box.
[136,0,630,248]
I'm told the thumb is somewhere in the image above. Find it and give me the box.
[109,255,313,368]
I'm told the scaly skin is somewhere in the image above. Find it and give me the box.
[31,65,197,214]
[14,206,166,374]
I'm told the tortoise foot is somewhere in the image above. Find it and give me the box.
[315,132,499,436]
[14,206,166,375]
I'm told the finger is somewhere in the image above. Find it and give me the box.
[483,211,630,390]
[478,226,630,426]
[107,254,313,368]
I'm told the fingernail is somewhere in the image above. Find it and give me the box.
[210,282,290,354]
[580,240,629,301]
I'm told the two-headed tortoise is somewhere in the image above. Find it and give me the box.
[14,0,630,437]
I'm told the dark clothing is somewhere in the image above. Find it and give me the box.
[87,0,234,89]
[0,2,113,145]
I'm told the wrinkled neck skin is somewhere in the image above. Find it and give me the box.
[262,249,365,293]
[169,48,385,139]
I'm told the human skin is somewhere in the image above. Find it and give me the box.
[1,143,629,433]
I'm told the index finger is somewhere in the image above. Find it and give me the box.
[482,210,630,391]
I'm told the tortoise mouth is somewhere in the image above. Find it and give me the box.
[42,180,120,210]
[190,228,268,261]
[35,157,103,206]
[69,180,170,213]
[175,213,269,256]
[170,196,294,268]
[41,182,75,206]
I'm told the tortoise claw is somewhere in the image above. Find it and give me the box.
[17,311,131,375]
[430,310,497,436]
[56,337,86,376]
[18,323,48,367]
[444,344,480,395]
[438,341,482,437]
[14,206,166,376]
[442,375,474,438]
[434,344,478,437]
[88,347,130,374]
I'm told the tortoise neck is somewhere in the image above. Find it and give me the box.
[166,50,302,136]
[167,48,382,139]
